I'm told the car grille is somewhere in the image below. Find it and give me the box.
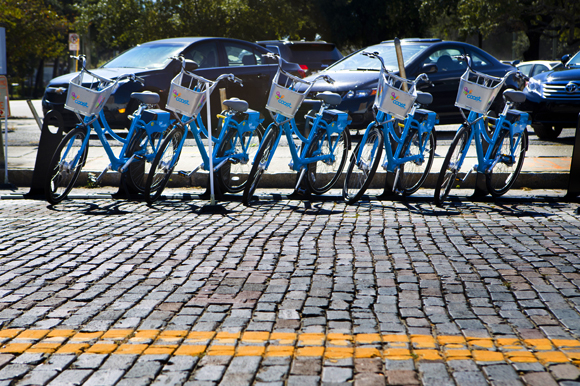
[543,81,580,100]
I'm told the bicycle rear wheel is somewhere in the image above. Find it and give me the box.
[242,125,279,206]
[44,127,89,204]
[124,128,164,193]
[434,125,470,206]
[397,128,435,196]
[216,124,264,193]
[145,126,185,203]
[306,128,350,194]
[343,125,383,204]
[486,128,528,197]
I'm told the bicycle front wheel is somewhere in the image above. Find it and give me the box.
[44,127,89,204]
[397,128,436,196]
[216,125,264,193]
[306,129,350,194]
[242,125,279,206]
[343,125,383,204]
[434,125,470,206]
[124,129,164,193]
[145,126,185,203]
[486,128,528,197]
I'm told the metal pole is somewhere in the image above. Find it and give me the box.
[206,86,215,205]
[4,96,8,184]
[394,38,408,91]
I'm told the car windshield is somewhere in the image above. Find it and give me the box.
[567,52,580,68]
[326,43,430,72]
[102,43,187,69]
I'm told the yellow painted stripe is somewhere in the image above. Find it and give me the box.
[2,329,580,365]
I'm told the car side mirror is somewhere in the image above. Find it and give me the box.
[561,54,571,64]
[184,59,199,72]
[422,63,438,74]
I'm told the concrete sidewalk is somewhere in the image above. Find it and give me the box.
[0,100,575,192]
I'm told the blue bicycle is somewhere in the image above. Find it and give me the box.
[343,51,438,204]
[45,56,170,204]
[144,58,264,203]
[434,54,530,205]
[242,53,351,206]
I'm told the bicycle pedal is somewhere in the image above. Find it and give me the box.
[134,154,145,161]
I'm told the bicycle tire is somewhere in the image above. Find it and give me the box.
[434,125,471,206]
[144,126,185,203]
[397,128,436,196]
[44,127,89,205]
[216,124,264,193]
[306,128,350,195]
[123,128,164,193]
[343,125,383,205]
[486,128,528,197]
[242,125,279,206]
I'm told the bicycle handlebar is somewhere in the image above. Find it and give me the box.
[362,51,430,86]
[71,55,144,86]
[455,54,526,84]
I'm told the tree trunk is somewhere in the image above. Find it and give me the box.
[33,59,44,99]
[523,31,541,61]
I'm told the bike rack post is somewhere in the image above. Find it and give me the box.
[565,113,580,200]
[24,110,64,198]
[472,171,489,198]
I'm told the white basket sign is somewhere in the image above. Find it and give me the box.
[166,80,206,118]
[266,83,305,118]
[375,79,416,119]
[455,72,501,114]
[65,73,114,116]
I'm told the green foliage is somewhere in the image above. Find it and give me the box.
[0,0,69,82]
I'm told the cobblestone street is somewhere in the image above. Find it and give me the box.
[1,190,580,385]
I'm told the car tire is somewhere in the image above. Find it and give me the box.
[531,123,563,140]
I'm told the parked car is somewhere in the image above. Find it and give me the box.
[521,52,580,139]
[516,60,563,78]
[257,40,343,77]
[42,37,303,130]
[298,38,520,130]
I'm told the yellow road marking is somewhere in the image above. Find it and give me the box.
[1,328,580,366]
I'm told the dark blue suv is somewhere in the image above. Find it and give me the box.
[522,51,580,139]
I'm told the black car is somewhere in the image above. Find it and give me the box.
[257,40,343,77]
[521,52,580,139]
[42,37,303,130]
[299,38,520,130]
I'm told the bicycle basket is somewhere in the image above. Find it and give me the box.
[374,72,417,119]
[65,72,115,116]
[266,82,307,118]
[166,72,207,118]
[455,69,502,114]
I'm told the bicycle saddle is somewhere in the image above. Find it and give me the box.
[224,98,248,112]
[316,91,342,106]
[131,91,160,105]
[503,90,526,104]
[416,91,433,106]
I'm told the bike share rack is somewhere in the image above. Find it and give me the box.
[25,110,64,198]
[566,113,580,200]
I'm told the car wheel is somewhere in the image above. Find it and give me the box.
[531,123,563,140]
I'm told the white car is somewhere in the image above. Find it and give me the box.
[516,60,563,77]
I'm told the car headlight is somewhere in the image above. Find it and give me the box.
[525,78,543,96]
[345,89,377,99]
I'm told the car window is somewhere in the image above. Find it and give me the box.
[328,44,429,72]
[531,64,549,76]
[517,64,533,77]
[224,42,264,67]
[568,51,580,67]
[423,49,466,72]
[103,43,186,69]
[182,41,219,68]
[467,51,491,68]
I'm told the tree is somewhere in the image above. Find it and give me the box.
[420,0,580,60]
[0,0,69,97]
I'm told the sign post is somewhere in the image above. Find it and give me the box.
[69,33,80,71]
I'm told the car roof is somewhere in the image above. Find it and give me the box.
[517,60,560,66]
[142,37,268,47]
[257,40,335,46]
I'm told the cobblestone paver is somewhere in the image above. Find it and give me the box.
[1,191,580,385]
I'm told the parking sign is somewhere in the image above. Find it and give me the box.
[69,33,79,51]
[0,76,9,118]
